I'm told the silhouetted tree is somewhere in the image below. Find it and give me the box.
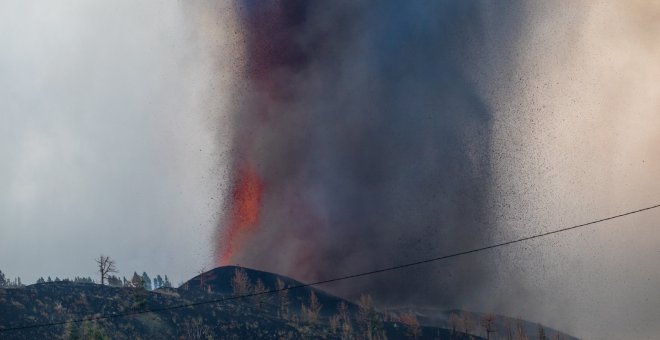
[130,272,148,309]
[73,276,94,284]
[449,312,461,336]
[515,320,528,340]
[141,272,152,291]
[253,278,271,310]
[95,255,117,285]
[163,275,172,288]
[302,290,322,325]
[337,301,352,337]
[0,272,24,288]
[276,278,289,319]
[329,314,340,334]
[154,275,163,289]
[460,311,475,335]
[36,277,45,284]
[231,268,251,296]
[195,268,208,292]
[481,314,496,339]
[130,272,144,288]
[107,275,122,287]
[358,294,381,340]
[400,311,422,339]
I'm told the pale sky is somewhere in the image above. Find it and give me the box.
[0,0,239,285]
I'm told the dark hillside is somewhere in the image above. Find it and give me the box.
[181,266,360,316]
[0,267,485,339]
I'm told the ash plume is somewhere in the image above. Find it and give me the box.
[216,0,527,307]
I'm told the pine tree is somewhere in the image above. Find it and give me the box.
[358,294,381,340]
[276,278,289,319]
[163,275,172,288]
[253,279,271,310]
[400,311,422,339]
[302,290,322,325]
[131,272,144,288]
[141,272,152,290]
[73,276,93,284]
[154,275,163,289]
[231,268,251,296]
[337,301,352,337]
[36,277,45,284]
[0,270,6,287]
[130,272,148,310]
[107,275,122,287]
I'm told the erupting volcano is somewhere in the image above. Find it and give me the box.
[213,0,503,306]
[215,1,307,266]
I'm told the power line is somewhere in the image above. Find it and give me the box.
[2,203,659,333]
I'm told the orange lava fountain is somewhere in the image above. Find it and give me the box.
[217,162,264,265]
[216,2,299,265]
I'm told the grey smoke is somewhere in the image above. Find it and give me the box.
[229,0,526,307]
[228,2,660,339]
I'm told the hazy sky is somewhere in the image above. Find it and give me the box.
[0,1,239,285]
[488,2,660,338]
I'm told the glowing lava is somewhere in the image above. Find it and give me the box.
[216,2,301,265]
[218,162,264,265]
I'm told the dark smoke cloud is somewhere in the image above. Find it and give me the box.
[224,1,527,307]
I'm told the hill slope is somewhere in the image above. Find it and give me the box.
[181,266,360,316]
[0,266,481,339]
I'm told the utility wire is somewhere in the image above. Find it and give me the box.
[2,203,659,333]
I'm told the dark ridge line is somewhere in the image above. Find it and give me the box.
[1,203,658,333]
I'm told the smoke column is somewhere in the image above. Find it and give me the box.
[216,0,526,307]
[214,2,660,338]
